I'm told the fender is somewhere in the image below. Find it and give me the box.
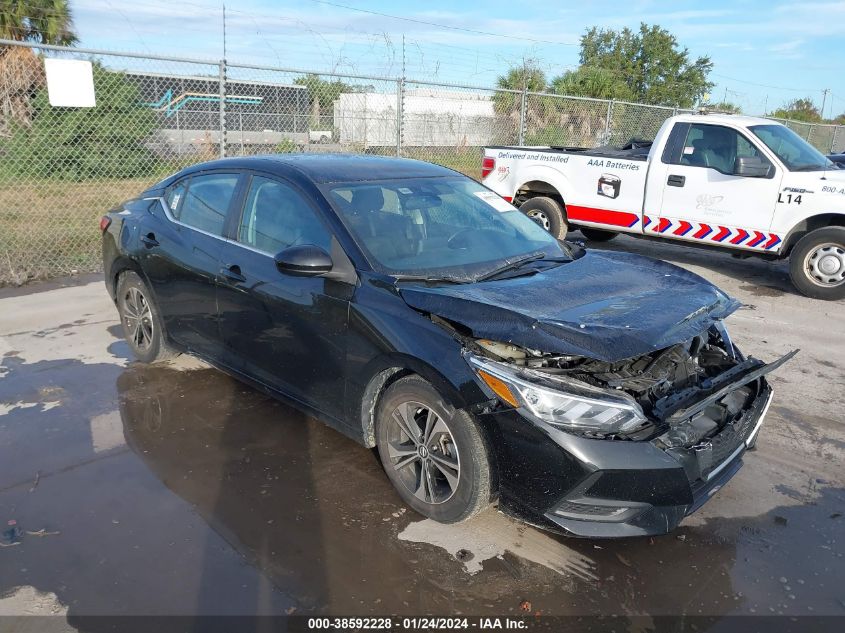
[779,212,845,256]
[514,164,573,207]
[353,351,487,448]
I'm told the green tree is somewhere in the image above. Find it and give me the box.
[577,23,713,108]
[294,73,352,128]
[491,60,549,143]
[0,0,77,44]
[771,98,822,123]
[1,0,78,134]
[707,101,742,114]
[549,66,631,101]
[4,63,161,180]
[495,60,547,93]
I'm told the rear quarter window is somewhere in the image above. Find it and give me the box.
[167,173,239,236]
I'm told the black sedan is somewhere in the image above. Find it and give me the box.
[101,154,791,538]
[827,152,845,167]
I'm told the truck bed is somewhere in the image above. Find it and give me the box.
[486,139,652,162]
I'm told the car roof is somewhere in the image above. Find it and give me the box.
[172,153,459,184]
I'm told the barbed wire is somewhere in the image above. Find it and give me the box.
[7,1,842,114]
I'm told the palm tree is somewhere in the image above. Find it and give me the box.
[1,0,78,134]
[491,60,548,143]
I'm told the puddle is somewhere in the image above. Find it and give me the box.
[399,510,597,580]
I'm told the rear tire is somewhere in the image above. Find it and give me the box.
[788,227,845,300]
[116,272,179,363]
[519,196,568,240]
[580,227,619,242]
[375,375,493,523]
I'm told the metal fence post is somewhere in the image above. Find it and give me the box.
[518,89,527,145]
[831,126,839,154]
[218,59,226,158]
[396,77,404,157]
[605,99,614,142]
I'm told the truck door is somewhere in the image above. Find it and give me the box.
[649,122,783,250]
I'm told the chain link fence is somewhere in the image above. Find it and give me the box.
[1,39,843,285]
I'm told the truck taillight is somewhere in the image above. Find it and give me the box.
[99,216,111,232]
[482,156,495,179]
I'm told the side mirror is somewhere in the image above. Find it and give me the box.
[734,155,773,178]
[274,244,333,276]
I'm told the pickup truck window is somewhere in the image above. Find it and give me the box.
[676,124,770,176]
[749,124,835,172]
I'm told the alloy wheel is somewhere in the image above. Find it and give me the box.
[122,287,154,352]
[385,401,461,505]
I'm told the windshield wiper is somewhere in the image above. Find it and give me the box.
[392,274,467,284]
[475,252,548,282]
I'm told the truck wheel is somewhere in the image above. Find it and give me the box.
[519,197,568,240]
[788,227,845,300]
[580,227,619,242]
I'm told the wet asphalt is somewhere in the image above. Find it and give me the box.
[0,236,843,622]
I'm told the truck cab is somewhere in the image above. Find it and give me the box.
[483,113,845,300]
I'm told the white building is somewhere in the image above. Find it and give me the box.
[333,88,496,147]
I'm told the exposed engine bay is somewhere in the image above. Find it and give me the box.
[466,326,795,446]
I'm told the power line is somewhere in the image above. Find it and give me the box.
[301,0,579,47]
[22,0,841,100]
[711,72,818,93]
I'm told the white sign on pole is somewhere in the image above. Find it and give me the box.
[44,58,96,107]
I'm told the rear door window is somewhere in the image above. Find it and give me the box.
[172,173,239,236]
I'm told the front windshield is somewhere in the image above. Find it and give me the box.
[749,124,834,171]
[323,176,570,281]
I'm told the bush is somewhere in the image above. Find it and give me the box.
[1,61,162,180]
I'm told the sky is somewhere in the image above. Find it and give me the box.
[65,0,845,116]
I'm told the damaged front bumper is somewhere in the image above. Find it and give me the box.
[479,356,785,538]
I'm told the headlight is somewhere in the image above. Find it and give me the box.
[466,353,648,436]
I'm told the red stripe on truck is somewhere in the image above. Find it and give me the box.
[566,205,640,228]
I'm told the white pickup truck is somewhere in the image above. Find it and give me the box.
[482,113,845,300]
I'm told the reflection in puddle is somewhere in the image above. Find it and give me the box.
[400,512,597,580]
[108,362,845,615]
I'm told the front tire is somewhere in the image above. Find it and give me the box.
[580,227,619,242]
[116,271,178,363]
[788,227,845,300]
[375,375,493,523]
[519,196,568,240]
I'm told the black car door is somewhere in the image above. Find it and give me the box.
[216,173,353,420]
[140,171,244,359]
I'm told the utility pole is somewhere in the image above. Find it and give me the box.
[396,34,405,157]
[218,3,227,158]
[821,88,830,120]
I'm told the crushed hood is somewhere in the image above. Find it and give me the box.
[399,250,741,362]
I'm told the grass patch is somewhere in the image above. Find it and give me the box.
[0,147,484,285]
[0,176,159,285]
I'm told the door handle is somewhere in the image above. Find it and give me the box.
[221,264,246,284]
[667,174,686,187]
[141,232,159,248]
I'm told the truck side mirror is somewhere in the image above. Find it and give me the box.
[734,156,773,178]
